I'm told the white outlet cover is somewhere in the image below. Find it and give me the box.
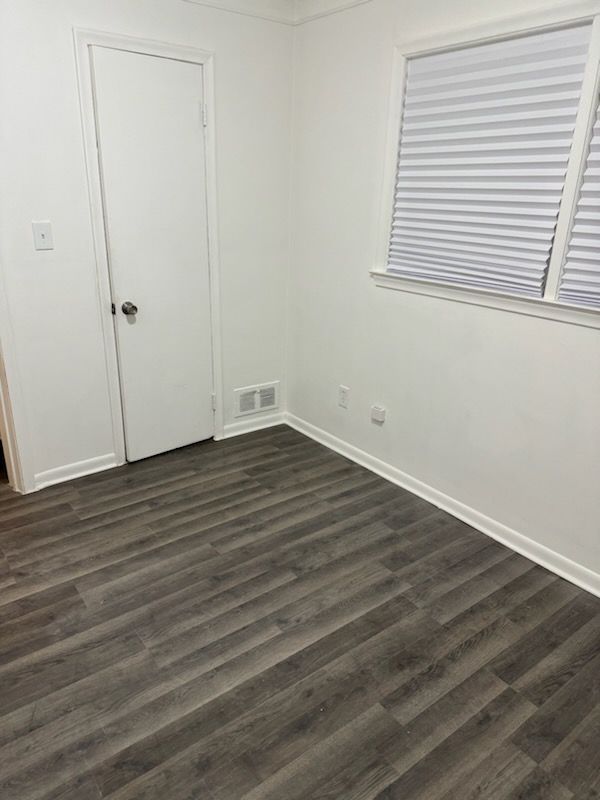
[371,405,386,423]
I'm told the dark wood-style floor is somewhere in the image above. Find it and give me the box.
[0,425,599,800]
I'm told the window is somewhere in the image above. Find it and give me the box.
[378,16,600,314]
[558,99,600,307]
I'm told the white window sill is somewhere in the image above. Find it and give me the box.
[370,270,600,331]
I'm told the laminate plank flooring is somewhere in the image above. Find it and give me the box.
[0,425,599,799]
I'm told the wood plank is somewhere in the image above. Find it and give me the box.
[512,652,600,762]
[380,689,536,800]
[0,427,598,799]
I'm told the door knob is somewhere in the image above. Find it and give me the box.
[121,301,138,316]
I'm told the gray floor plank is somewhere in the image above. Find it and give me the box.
[0,426,598,799]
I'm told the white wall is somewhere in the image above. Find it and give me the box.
[0,0,292,484]
[1,0,599,591]
[288,0,600,582]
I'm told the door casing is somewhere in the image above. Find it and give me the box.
[74,28,225,467]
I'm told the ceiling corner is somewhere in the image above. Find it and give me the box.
[181,0,374,26]
[293,0,374,25]
[181,0,296,25]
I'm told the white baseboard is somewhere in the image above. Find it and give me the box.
[34,453,121,491]
[32,413,287,488]
[222,412,286,440]
[284,413,600,599]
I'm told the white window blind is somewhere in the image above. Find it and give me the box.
[558,97,600,307]
[387,24,592,298]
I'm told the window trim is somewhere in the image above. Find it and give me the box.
[373,1,600,324]
[370,270,600,330]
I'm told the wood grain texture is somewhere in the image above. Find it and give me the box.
[0,425,599,799]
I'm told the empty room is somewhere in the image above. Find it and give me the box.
[1,0,600,797]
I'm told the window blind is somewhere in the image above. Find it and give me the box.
[387,24,592,298]
[558,98,600,308]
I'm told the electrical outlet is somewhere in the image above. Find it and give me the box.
[338,385,350,409]
[371,405,386,424]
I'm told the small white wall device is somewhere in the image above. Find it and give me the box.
[32,221,54,251]
[371,405,386,424]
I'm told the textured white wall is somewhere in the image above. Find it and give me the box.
[287,0,600,575]
[0,0,292,480]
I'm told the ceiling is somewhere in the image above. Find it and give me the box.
[181,0,373,25]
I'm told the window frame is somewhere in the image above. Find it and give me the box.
[371,1,600,330]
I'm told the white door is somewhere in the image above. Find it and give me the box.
[91,46,214,462]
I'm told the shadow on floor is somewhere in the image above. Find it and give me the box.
[0,442,7,483]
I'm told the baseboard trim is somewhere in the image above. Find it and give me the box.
[222,412,286,439]
[284,413,600,598]
[32,414,287,487]
[34,453,121,491]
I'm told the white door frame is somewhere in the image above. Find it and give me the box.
[0,279,32,493]
[73,28,225,467]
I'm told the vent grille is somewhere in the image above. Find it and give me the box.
[234,382,280,418]
[239,391,258,415]
[259,386,276,409]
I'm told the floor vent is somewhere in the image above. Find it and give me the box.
[234,381,280,417]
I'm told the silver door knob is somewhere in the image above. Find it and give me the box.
[121,301,138,316]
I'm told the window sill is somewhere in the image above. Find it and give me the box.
[370,270,600,331]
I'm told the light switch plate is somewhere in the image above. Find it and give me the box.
[338,385,350,409]
[32,221,54,251]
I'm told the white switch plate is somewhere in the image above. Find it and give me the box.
[32,221,54,251]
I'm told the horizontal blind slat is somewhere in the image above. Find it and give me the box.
[387,267,543,295]
[401,140,574,154]
[389,248,547,271]
[404,75,586,107]
[402,107,580,131]
[394,191,564,204]
[392,219,554,239]
[401,123,576,143]
[395,180,568,190]
[390,225,552,249]
[404,92,582,120]
[409,54,588,91]
[388,252,548,278]
[393,210,556,229]
[394,200,561,214]
[399,154,570,166]
[396,167,569,177]
[409,26,590,75]
[390,240,549,266]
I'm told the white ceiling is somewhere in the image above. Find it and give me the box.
[182,0,373,25]
[294,0,373,24]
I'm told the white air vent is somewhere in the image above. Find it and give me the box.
[259,385,276,409]
[239,390,257,415]
[234,381,280,418]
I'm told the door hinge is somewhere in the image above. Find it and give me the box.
[211,392,217,412]
[202,103,208,128]
[111,303,116,315]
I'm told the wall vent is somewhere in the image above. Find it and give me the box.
[234,381,280,417]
